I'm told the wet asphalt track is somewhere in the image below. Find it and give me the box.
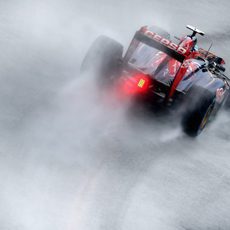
[0,0,230,230]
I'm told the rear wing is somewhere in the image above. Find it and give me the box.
[125,28,186,63]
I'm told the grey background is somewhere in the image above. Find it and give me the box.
[0,0,230,230]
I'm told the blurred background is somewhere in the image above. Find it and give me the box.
[0,0,230,229]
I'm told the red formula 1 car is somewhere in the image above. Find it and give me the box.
[81,25,230,137]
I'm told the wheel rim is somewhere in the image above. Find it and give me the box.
[199,101,215,133]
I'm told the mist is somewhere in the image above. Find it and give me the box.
[1,0,230,230]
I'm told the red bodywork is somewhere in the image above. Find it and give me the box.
[122,28,200,100]
[120,27,226,103]
[165,36,199,99]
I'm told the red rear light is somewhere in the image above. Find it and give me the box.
[120,73,151,95]
[137,76,150,91]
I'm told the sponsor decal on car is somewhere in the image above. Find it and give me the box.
[143,30,187,55]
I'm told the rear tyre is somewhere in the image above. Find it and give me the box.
[80,35,123,86]
[182,87,216,137]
